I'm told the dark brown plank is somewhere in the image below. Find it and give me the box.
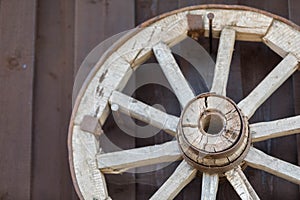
[0,0,36,199]
[240,1,288,17]
[289,0,300,193]
[74,0,135,74]
[135,0,178,25]
[32,0,78,199]
[178,0,238,7]
[74,0,135,199]
[289,0,300,24]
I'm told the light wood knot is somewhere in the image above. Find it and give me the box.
[177,93,251,173]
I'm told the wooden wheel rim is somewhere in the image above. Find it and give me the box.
[68,4,300,200]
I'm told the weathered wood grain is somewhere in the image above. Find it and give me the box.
[123,7,273,76]
[0,0,36,199]
[33,0,80,199]
[245,147,300,185]
[201,173,219,200]
[189,9,273,41]
[210,28,236,96]
[72,126,110,200]
[289,1,300,194]
[238,53,299,118]
[97,141,182,174]
[251,115,300,142]
[72,31,129,104]
[109,91,179,136]
[74,53,133,125]
[153,42,195,108]
[120,12,189,67]
[225,166,260,200]
[263,20,300,60]
[150,161,197,200]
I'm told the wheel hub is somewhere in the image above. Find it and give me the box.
[177,93,251,174]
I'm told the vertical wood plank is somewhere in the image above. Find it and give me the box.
[288,0,300,193]
[32,0,78,199]
[135,0,178,25]
[74,0,135,199]
[0,0,36,199]
[134,1,180,199]
[74,0,135,74]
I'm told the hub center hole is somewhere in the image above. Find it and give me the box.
[201,113,225,135]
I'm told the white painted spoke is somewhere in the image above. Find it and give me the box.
[245,147,300,185]
[238,53,298,118]
[251,115,300,142]
[210,28,236,96]
[153,42,195,107]
[201,173,219,200]
[150,160,197,200]
[97,141,182,174]
[109,91,179,136]
[225,166,260,200]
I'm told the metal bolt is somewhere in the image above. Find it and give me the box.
[207,13,214,54]
[207,12,215,21]
[111,104,119,112]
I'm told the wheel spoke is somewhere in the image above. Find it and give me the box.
[201,173,219,200]
[97,141,182,174]
[238,53,298,118]
[153,42,195,107]
[210,28,236,96]
[245,147,300,185]
[109,91,179,136]
[225,166,260,200]
[150,160,197,200]
[251,115,300,142]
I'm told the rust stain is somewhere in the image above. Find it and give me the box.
[180,14,205,39]
[187,14,204,31]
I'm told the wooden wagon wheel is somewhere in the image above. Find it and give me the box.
[68,4,300,200]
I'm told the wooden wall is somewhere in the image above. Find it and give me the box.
[0,0,300,199]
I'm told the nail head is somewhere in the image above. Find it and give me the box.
[207,13,215,20]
